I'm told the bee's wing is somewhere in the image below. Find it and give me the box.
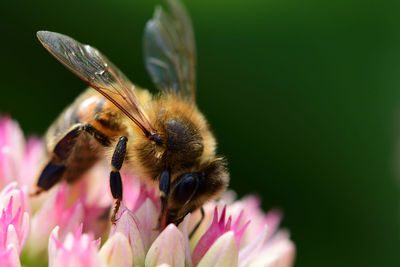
[37,31,155,137]
[144,0,196,101]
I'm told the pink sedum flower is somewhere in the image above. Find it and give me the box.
[99,232,132,267]
[48,225,102,267]
[109,204,147,266]
[0,183,30,267]
[0,244,21,267]
[0,115,296,267]
[191,206,249,266]
[26,183,84,257]
[0,116,44,188]
[145,224,186,267]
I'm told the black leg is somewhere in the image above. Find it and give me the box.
[158,168,171,229]
[34,123,111,195]
[36,163,66,191]
[189,206,205,238]
[110,136,128,223]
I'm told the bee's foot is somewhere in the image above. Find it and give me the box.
[110,199,122,225]
[111,215,119,225]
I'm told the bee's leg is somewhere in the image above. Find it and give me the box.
[110,136,128,224]
[34,124,110,195]
[189,207,205,238]
[33,163,66,195]
[158,168,171,229]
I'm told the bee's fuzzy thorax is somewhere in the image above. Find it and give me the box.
[125,91,217,183]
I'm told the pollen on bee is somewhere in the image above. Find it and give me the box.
[155,151,163,159]
[110,165,118,172]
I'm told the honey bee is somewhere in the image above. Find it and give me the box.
[35,0,229,229]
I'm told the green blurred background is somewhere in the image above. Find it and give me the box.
[1,0,399,266]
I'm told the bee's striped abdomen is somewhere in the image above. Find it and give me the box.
[39,89,126,187]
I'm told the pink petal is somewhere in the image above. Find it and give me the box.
[67,164,112,238]
[0,183,30,218]
[120,172,160,212]
[18,212,29,250]
[109,204,145,266]
[99,232,132,267]
[177,214,193,267]
[81,201,109,239]
[197,231,238,267]
[145,224,185,267]
[6,225,19,252]
[223,195,282,247]
[27,183,84,257]
[188,202,216,249]
[132,182,159,212]
[0,244,21,267]
[119,173,141,211]
[192,206,249,266]
[0,117,25,188]
[238,225,268,267]
[263,209,283,240]
[246,231,295,267]
[0,185,30,254]
[134,198,159,250]
[18,137,45,187]
[48,225,103,267]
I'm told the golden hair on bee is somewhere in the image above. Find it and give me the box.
[34,0,229,230]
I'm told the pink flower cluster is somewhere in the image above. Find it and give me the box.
[0,116,295,267]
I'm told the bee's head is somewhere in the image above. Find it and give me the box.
[163,158,229,226]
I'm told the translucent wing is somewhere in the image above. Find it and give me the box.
[144,0,196,100]
[37,31,155,137]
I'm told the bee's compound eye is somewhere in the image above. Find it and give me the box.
[174,173,199,204]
